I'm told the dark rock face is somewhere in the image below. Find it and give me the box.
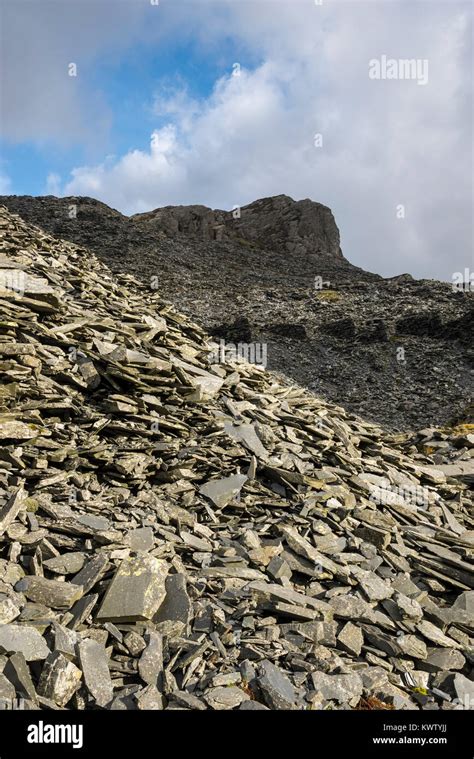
[135,194,345,261]
[266,322,308,340]
[0,193,472,431]
[210,316,253,344]
[443,311,474,344]
[321,318,357,340]
[396,312,443,337]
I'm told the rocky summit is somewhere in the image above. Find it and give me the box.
[1,194,472,431]
[0,206,472,712]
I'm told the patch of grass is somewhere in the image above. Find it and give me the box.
[234,236,262,249]
[444,423,474,436]
[315,290,341,303]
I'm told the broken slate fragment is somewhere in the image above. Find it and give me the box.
[0,489,25,537]
[0,624,50,661]
[75,514,110,533]
[351,567,393,602]
[393,592,423,621]
[170,690,207,710]
[416,620,461,649]
[52,622,79,659]
[78,638,113,707]
[3,652,37,701]
[154,573,191,637]
[453,674,474,708]
[135,684,164,710]
[0,672,15,704]
[37,651,82,707]
[199,473,247,508]
[43,552,86,575]
[258,660,297,710]
[96,555,169,622]
[224,421,269,459]
[71,554,109,594]
[240,700,270,711]
[396,634,428,660]
[311,672,363,705]
[423,648,466,673]
[122,631,145,657]
[204,686,250,710]
[337,621,364,656]
[129,527,154,553]
[0,594,21,624]
[15,576,83,610]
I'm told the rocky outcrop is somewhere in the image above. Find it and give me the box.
[115,194,345,260]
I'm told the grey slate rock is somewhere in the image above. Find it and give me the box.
[135,684,164,710]
[15,576,82,610]
[170,690,207,710]
[337,621,363,656]
[3,652,37,701]
[0,489,25,537]
[0,672,16,703]
[138,631,163,686]
[0,594,21,624]
[205,686,250,710]
[240,700,270,710]
[0,624,50,661]
[154,573,191,637]
[258,660,297,710]
[78,638,113,707]
[43,552,86,575]
[453,674,474,709]
[37,651,82,706]
[129,527,154,553]
[71,554,109,594]
[96,555,169,622]
[311,672,363,704]
[423,648,466,673]
[199,473,247,508]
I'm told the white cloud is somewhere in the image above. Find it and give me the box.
[45,173,61,195]
[3,0,472,280]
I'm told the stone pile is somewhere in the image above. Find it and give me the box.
[389,426,474,487]
[2,194,472,431]
[0,206,472,711]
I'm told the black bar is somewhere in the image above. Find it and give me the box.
[0,709,471,758]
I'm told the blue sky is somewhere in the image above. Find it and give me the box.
[2,6,260,194]
[0,0,472,280]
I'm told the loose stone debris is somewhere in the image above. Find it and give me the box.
[2,194,472,432]
[0,206,472,711]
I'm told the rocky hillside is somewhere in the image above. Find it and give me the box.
[0,194,472,431]
[0,206,472,711]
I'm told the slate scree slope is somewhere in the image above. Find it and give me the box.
[1,194,472,431]
[0,205,472,711]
